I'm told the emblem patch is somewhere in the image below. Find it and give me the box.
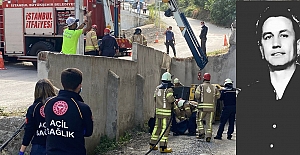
[53,101,68,116]
[40,105,45,118]
[206,86,211,93]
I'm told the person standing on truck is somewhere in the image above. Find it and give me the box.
[199,21,208,56]
[85,24,99,56]
[129,28,147,46]
[19,79,57,155]
[99,28,119,57]
[44,68,93,155]
[214,78,236,140]
[164,26,176,57]
[195,73,220,142]
[61,11,92,55]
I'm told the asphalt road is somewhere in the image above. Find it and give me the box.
[0,62,37,113]
[150,12,231,58]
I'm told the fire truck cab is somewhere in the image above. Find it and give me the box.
[0,0,131,66]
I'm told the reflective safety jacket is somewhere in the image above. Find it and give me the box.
[130,34,147,46]
[195,81,220,112]
[85,30,99,52]
[173,101,197,122]
[154,84,175,118]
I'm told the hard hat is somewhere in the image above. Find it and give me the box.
[92,24,97,29]
[161,72,172,81]
[174,78,179,84]
[224,78,233,85]
[203,73,211,81]
[104,28,110,33]
[177,100,185,108]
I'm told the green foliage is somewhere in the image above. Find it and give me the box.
[94,131,133,155]
[94,135,117,155]
[210,0,236,26]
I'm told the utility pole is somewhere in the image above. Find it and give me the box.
[75,0,84,55]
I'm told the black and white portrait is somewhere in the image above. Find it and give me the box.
[237,1,300,154]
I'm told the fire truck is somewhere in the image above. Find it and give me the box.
[0,0,132,67]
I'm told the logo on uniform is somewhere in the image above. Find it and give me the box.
[53,101,68,116]
[40,105,45,118]
[206,86,211,93]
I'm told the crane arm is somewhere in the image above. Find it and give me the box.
[162,0,208,70]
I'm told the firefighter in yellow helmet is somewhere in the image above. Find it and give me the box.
[149,72,176,153]
[195,73,220,142]
[129,28,147,46]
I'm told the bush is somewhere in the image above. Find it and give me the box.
[210,0,236,26]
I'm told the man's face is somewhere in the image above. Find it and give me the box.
[259,16,299,67]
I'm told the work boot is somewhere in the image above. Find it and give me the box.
[206,137,211,142]
[214,136,222,140]
[196,133,205,139]
[227,135,232,140]
[149,145,158,150]
[160,147,172,153]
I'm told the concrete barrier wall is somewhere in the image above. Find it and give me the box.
[170,46,236,87]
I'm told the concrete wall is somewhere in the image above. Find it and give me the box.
[38,32,236,154]
[121,10,148,30]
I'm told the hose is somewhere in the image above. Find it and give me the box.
[0,121,25,151]
[145,108,174,155]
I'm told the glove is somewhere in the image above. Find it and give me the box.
[19,151,24,155]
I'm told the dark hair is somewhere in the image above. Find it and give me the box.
[61,68,82,90]
[255,6,300,46]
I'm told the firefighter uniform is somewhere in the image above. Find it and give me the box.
[129,28,147,46]
[172,100,197,135]
[149,72,175,153]
[85,25,99,56]
[195,73,220,142]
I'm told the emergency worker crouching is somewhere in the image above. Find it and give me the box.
[130,28,147,46]
[172,99,197,136]
[149,72,176,153]
[195,73,220,142]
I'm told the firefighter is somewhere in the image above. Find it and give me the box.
[173,78,183,87]
[149,72,175,153]
[214,78,236,140]
[99,28,119,57]
[129,28,147,46]
[195,73,220,142]
[61,11,92,55]
[85,24,99,56]
[172,100,197,136]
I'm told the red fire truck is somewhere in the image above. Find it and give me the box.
[0,0,132,66]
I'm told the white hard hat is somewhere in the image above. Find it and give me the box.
[174,78,179,84]
[224,78,233,85]
[161,72,172,81]
[178,100,185,108]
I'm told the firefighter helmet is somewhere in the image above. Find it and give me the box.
[203,73,211,81]
[174,78,179,84]
[104,28,110,33]
[92,24,97,29]
[161,72,172,81]
[224,78,233,85]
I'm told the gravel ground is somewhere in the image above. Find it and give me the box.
[105,122,236,155]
